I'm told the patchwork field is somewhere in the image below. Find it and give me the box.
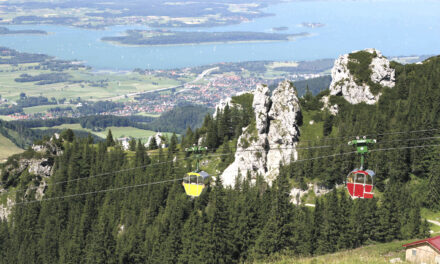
[0,62,184,102]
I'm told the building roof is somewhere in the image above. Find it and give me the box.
[403,236,440,251]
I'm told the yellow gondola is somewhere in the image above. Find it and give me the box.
[183,145,209,197]
[182,171,209,197]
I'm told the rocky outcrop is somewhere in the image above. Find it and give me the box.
[0,157,54,220]
[320,95,339,115]
[266,81,300,180]
[221,85,270,187]
[213,91,249,118]
[32,134,63,156]
[252,84,271,134]
[0,198,14,220]
[329,48,395,105]
[290,183,333,205]
[220,81,301,186]
[145,132,166,148]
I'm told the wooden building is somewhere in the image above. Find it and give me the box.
[403,236,440,264]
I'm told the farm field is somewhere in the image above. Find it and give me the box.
[0,62,185,102]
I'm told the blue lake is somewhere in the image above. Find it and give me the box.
[0,0,439,70]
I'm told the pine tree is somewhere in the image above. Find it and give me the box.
[252,167,293,258]
[0,220,9,264]
[106,129,115,147]
[129,138,137,151]
[169,133,178,154]
[61,128,75,142]
[427,147,440,210]
[201,176,233,263]
[149,136,158,150]
[87,132,94,144]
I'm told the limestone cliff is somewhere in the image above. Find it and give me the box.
[326,48,395,107]
[220,81,301,186]
[0,137,61,220]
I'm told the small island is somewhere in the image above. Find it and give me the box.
[0,26,47,35]
[101,30,309,46]
[301,22,325,28]
[272,26,289,31]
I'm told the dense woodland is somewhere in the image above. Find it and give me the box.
[0,55,440,263]
[9,104,209,135]
[0,47,84,71]
[0,135,429,263]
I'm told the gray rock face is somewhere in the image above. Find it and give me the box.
[329,48,395,105]
[0,157,54,220]
[0,198,13,220]
[221,85,270,187]
[253,84,271,134]
[266,81,300,180]
[145,132,166,148]
[213,97,234,118]
[289,183,333,205]
[220,81,301,186]
[27,158,53,177]
[320,95,339,115]
[32,139,62,156]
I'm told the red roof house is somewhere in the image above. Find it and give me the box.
[403,236,440,264]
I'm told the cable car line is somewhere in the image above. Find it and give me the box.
[5,140,440,201]
[6,140,440,195]
[13,178,185,206]
[286,127,440,143]
[143,128,440,157]
[7,142,440,204]
[134,127,440,147]
[371,135,440,145]
[2,150,359,199]
[370,143,440,153]
[6,155,195,194]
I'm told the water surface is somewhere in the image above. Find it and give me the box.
[0,0,438,70]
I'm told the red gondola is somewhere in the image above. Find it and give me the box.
[346,169,375,199]
[346,137,376,199]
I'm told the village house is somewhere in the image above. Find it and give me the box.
[403,235,440,264]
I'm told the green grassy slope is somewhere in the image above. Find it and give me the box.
[262,239,415,264]
[0,133,24,161]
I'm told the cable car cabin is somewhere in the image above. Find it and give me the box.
[182,171,209,197]
[346,169,375,199]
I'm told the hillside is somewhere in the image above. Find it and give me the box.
[263,239,413,264]
[0,134,23,161]
[0,49,439,263]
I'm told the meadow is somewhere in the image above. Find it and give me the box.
[264,239,414,264]
[33,124,174,142]
[0,134,23,161]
